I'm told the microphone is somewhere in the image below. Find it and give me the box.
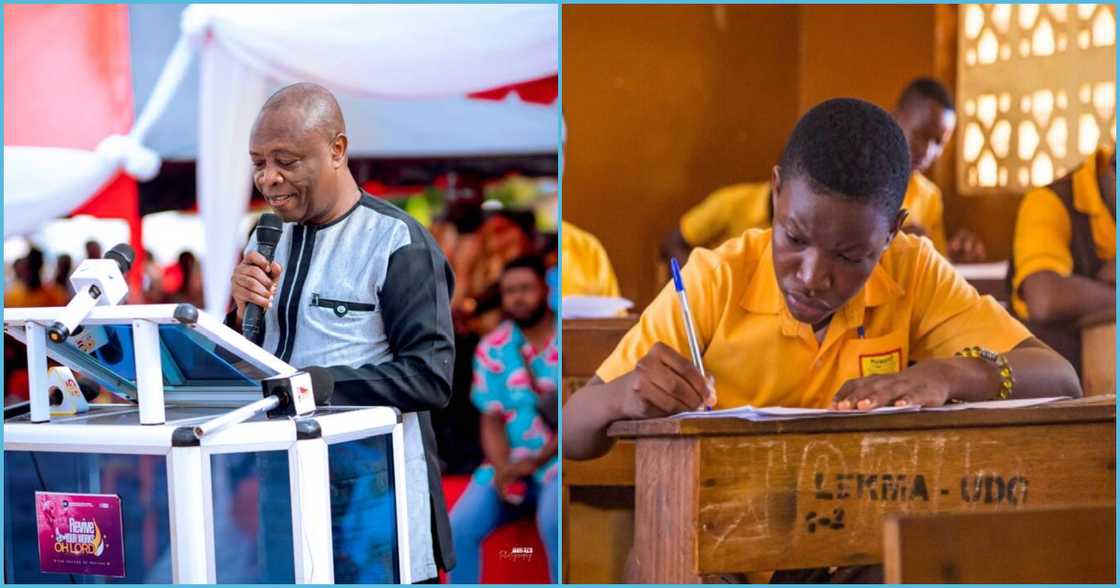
[263,365,334,418]
[192,367,333,439]
[75,375,101,402]
[242,214,283,345]
[47,244,135,343]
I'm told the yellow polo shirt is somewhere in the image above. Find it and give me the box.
[561,220,621,297]
[1011,147,1116,319]
[903,172,947,254]
[680,182,773,250]
[596,229,1031,409]
[679,174,948,254]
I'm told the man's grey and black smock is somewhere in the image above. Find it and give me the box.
[242,192,456,580]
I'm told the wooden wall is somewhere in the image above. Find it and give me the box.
[562,5,801,306]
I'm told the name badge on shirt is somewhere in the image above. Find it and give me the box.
[859,349,902,377]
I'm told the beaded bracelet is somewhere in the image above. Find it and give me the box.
[954,346,1014,400]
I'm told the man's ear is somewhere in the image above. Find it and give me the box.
[887,208,909,248]
[330,133,348,168]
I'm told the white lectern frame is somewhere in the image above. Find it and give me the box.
[3,304,412,584]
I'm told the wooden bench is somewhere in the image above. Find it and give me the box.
[883,506,1116,583]
[1079,309,1115,397]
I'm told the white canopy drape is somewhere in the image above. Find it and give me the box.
[4,3,559,318]
[189,3,558,316]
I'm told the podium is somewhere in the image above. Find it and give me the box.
[3,304,413,584]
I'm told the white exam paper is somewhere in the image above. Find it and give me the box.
[920,395,1071,411]
[673,404,919,421]
[561,295,634,319]
[673,396,1071,421]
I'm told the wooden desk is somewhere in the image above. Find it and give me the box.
[609,397,1116,582]
[1079,309,1116,397]
[561,317,637,583]
[883,506,1116,583]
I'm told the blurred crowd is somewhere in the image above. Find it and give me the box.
[428,200,559,477]
[3,240,206,406]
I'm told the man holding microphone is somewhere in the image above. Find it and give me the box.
[229,82,456,582]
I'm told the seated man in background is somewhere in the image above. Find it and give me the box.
[561,220,621,297]
[450,256,559,583]
[662,78,985,264]
[1010,145,1116,373]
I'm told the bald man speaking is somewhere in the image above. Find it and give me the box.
[230,83,456,582]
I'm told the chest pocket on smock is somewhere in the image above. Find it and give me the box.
[837,327,909,382]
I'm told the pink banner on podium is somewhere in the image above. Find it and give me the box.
[36,492,126,578]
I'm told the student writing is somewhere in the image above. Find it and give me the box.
[565,98,1080,461]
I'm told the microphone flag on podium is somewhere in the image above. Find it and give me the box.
[264,371,317,418]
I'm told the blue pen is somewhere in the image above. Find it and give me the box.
[670,258,711,410]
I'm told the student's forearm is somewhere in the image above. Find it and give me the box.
[931,341,1081,402]
[1000,346,1081,399]
[837,339,1081,409]
[1020,271,1115,323]
[562,377,628,461]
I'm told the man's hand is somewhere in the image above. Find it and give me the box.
[231,251,282,322]
[493,459,538,502]
[616,342,715,419]
[832,361,953,410]
[948,228,987,263]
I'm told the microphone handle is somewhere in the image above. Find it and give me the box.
[47,283,101,343]
[193,395,280,439]
[242,241,278,344]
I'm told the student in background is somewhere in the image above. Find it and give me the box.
[1009,146,1116,372]
[662,78,985,263]
[561,220,621,297]
[450,256,559,583]
[565,98,1079,472]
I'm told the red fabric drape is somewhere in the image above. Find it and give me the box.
[4,4,143,290]
[469,75,557,105]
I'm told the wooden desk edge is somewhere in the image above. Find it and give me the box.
[1078,310,1117,328]
[607,398,1116,438]
[562,317,639,331]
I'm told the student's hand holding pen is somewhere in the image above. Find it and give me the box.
[617,342,716,418]
[563,344,716,461]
